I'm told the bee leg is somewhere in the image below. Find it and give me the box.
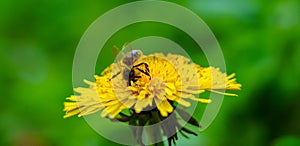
[112,71,121,79]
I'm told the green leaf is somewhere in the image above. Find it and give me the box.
[175,108,200,128]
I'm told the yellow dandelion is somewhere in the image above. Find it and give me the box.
[64,50,241,119]
[63,46,241,145]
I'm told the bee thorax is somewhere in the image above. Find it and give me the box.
[122,50,143,67]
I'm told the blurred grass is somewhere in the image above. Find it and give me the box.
[0,0,299,146]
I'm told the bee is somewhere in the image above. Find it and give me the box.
[112,45,151,86]
[128,62,151,86]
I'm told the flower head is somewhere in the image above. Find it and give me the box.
[64,52,241,118]
[63,48,241,145]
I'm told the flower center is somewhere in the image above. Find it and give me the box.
[148,77,166,97]
[130,73,167,101]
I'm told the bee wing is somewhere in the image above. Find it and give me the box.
[113,45,127,65]
[112,45,130,72]
[122,42,130,49]
[113,44,132,60]
[111,46,125,79]
[112,45,120,59]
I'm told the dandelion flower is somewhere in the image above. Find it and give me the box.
[63,46,241,145]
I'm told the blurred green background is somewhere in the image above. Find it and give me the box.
[1,0,300,146]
